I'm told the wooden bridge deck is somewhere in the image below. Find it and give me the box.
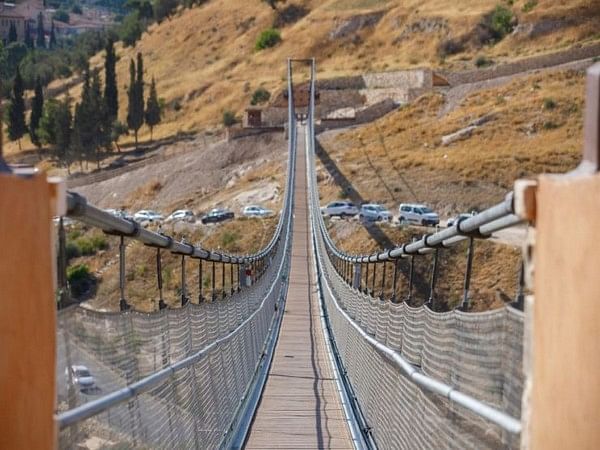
[245,127,354,449]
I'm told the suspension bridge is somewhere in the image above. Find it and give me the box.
[2,59,600,449]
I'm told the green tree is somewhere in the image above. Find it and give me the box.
[8,23,17,43]
[36,12,46,49]
[72,68,108,168]
[119,11,143,47]
[55,97,73,172]
[126,54,144,147]
[153,0,178,22]
[24,24,34,49]
[53,9,70,23]
[145,77,161,141]
[110,120,128,152]
[7,68,27,150]
[49,21,57,49]
[103,38,118,121]
[29,77,44,152]
[6,42,28,74]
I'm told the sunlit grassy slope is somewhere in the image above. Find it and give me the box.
[5,0,597,156]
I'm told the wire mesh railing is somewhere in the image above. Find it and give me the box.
[304,59,525,448]
[55,62,299,449]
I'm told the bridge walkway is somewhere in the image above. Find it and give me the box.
[245,126,354,449]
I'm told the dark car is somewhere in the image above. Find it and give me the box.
[201,208,235,224]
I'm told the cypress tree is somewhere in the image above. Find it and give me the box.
[7,67,26,150]
[55,96,73,172]
[145,77,160,141]
[24,23,34,49]
[8,23,17,43]
[103,38,118,121]
[36,12,45,48]
[90,70,108,168]
[49,21,57,49]
[29,77,44,151]
[126,56,144,148]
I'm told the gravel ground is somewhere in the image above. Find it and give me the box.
[74,131,286,213]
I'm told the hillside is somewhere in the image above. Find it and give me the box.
[4,0,599,156]
[317,67,585,216]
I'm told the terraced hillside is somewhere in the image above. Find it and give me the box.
[4,0,599,155]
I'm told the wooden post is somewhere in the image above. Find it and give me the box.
[525,63,600,449]
[0,172,62,449]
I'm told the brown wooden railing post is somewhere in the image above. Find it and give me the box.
[524,63,600,450]
[0,171,61,449]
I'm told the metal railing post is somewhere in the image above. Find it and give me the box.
[461,238,475,311]
[428,248,440,310]
[157,249,166,310]
[364,263,369,294]
[514,259,525,310]
[119,235,129,311]
[211,261,216,301]
[380,261,386,300]
[407,255,415,305]
[391,259,399,303]
[181,255,188,306]
[198,259,204,303]
[371,262,377,297]
[222,262,226,299]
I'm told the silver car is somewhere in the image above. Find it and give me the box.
[165,209,195,223]
[398,203,439,226]
[66,365,96,392]
[243,205,274,218]
[320,201,359,217]
[359,204,392,222]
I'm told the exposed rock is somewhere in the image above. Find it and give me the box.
[329,11,385,40]
[442,125,478,146]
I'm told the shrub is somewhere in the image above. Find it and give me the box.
[474,5,515,45]
[543,121,559,130]
[221,231,240,248]
[490,5,514,38]
[71,4,83,14]
[522,0,537,12]
[222,110,237,127]
[475,55,493,68]
[67,264,94,297]
[273,4,309,27]
[250,87,271,105]
[437,38,465,57]
[543,97,557,110]
[255,28,281,50]
[53,9,70,23]
[66,242,81,259]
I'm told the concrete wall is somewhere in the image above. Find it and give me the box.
[441,42,600,86]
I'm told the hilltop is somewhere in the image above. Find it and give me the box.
[4,0,599,155]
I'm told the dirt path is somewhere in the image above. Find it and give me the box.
[438,56,598,117]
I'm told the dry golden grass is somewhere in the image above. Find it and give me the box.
[319,68,585,213]
[81,217,278,311]
[4,0,597,157]
[327,219,520,311]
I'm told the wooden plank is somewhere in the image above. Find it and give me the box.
[0,173,57,449]
[245,129,353,449]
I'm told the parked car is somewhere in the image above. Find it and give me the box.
[359,204,392,222]
[201,208,235,224]
[243,205,274,218]
[165,209,195,223]
[320,201,359,217]
[65,365,96,392]
[398,203,439,226]
[446,212,475,228]
[133,210,164,223]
